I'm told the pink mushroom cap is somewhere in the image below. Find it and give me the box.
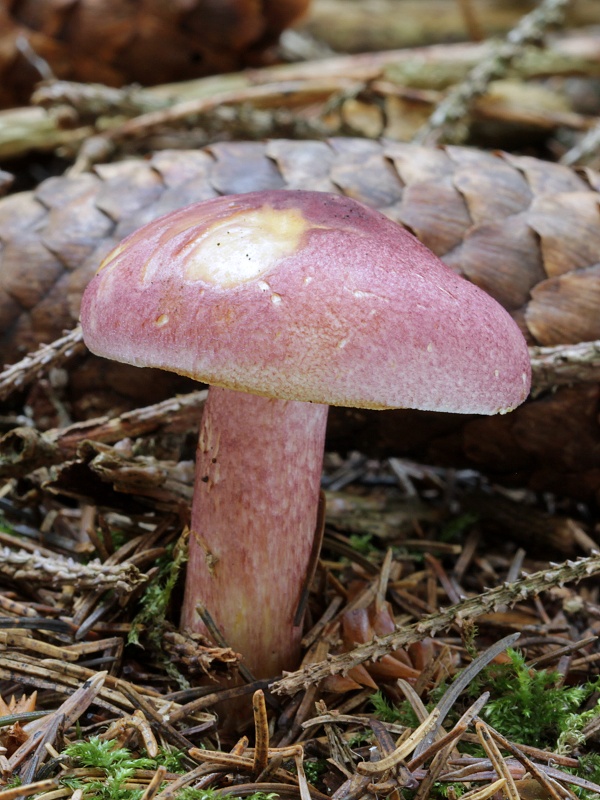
[80,190,531,414]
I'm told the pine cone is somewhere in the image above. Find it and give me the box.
[0,0,310,108]
[1,139,599,499]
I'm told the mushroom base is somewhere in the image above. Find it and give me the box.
[181,386,329,678]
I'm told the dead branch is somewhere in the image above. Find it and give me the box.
[0,389,206,479]
[303,0,600,53]
[415,0,571,143]
[1,31,598,161]
[529,339,600,393]
[271,553,600,695]
[0,326,85,401]
[0,547,147,595]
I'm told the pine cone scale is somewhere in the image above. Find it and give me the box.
[458,217,545,311]
[526,192,600,277]
[526,265,600,345]
[451,161,533,223]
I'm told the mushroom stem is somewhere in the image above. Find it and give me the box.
[181,386,329,678]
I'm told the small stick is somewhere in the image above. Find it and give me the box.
[484,723,568,800]
[169,678,271,722]
[415,0,571,143]
[527,635,598,668]
[153,762,227,800]
[293,746,312,800]
[408,692,489,771]
[8,671,107,769]
[0,631,79,661]
[272,554,600,695]
[476,720,520,800]
[561,118,600,167]
[293,490,326,626]
[369,718,416,792]
[0,548,146,595]
[460,778,507,800]
[456,0,484,41]
[100,710,158,758]
[412,633,520,758]
[211,782,330,799]
[356,708,441,775]
[19,713,65,785]
[0,782,61,800]
[188,750,255,770]
[529,339,600,394]
[196,602,257,685]
[0,326,84,401]
[252,690,269,775]
[118,683,194,752]
[177,737,248,796]
[0,392,207,479]
[139,766,167,800]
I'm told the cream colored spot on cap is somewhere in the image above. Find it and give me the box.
[348,287,389,302]
[155,314,169,327]
[271,293,282,305]
[183,206,310,287]
[96,242,127,274]
[494,369,500,377]
[427,343,433,352]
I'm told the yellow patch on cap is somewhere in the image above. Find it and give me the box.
[182,206,310,287]
[96,242,127,274]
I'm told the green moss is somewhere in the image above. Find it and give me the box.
[570,753,600,800]
[348,532,376,555]
[370,650,600,798]
[439,512,478,543]
[369,690,421,728]
[128,531,190,688]
[303,758,328,784]
[476,649,589,748]
[63,737,156,800]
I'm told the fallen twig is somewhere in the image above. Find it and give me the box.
[271,553,600,695]
[529,339,600,394]
[415,0,572,143]
[0,326,85,401]
[0,547,146,595]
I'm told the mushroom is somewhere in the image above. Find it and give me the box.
[80,190,531,679]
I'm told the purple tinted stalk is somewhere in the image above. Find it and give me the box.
[181,386,329,678]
